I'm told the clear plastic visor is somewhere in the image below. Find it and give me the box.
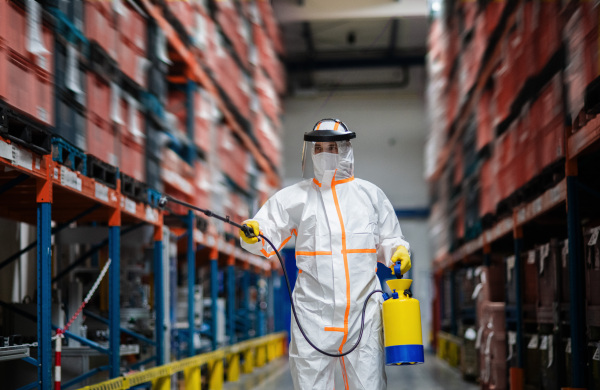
[301,140,354,180]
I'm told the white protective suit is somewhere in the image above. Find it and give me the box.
[241,132,409,390]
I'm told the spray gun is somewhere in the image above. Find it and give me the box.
[158,194,424,364]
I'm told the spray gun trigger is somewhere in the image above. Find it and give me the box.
[241,224,257,238]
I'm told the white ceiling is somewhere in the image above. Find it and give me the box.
[273,0,429,22]
[272,0,429,92]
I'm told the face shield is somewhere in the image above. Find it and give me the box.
[302,119,356,181]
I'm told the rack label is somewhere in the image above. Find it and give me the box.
[527,250,536,264]
[95,183,109,203]
[13,148,33,170]
[540,335,548,350]
[588,228,599,246]
[194,230,204,244]
[61,167,81,191]
[528,335,539,349]
[593,346,600,361]
[533,198,542,215]
[565,338,571,354]
[547,336,554,368]
[125,198,136,214]
[145,206,158,223]
[0,141,12,161]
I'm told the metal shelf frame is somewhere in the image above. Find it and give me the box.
[0,135,165,389]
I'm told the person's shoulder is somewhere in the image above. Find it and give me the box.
[273,180,312,199]
[353,178,383,192]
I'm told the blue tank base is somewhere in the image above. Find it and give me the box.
[385,344,425,366]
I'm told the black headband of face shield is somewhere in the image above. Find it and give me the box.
[304,119,356,142]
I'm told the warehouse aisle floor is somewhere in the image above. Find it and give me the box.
[224,352,479,390]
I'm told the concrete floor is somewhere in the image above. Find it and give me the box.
[224,352,480,390]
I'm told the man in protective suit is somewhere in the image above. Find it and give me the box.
[239,118,411,390]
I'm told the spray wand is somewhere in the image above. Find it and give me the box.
[159,194,384,358]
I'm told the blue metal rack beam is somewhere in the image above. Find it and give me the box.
[109,225,121,378]
[187,211,196,357]
[449,269,457,336]
[37,201,52,389]
[83,310,156,346]
[227,260,235,344]
[60,365,109,390]
[154,232,165,365]
[0,301,110,355]
[210,253,219,350]
[268,273,275,333]
[242,268,250,339]
[257,273,265,337]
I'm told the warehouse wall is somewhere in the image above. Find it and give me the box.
[279,67,433,345]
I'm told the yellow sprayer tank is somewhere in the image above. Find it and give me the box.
[382,278,425,365]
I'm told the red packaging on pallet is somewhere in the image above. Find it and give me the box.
[0,0,54,66]
[119,1,148,53]
[446,80,459,132]
[539,117,564,170]
[254,112,281,168]
[534,0,560,74]
[195,11,218,69]
[255,68,281,125]
[459,0,477,33]
[166,89,188,139]
[215,0,250,68]
[87,114,119,166]
[87,73,112,123]
[253,24,285,95]
[117,96,145,181]
[0,47,54,126]
[477,89,494,150]
[193,160,211,209]
[161,149,194,196]
[166,0,196,38]
[453,146,463,187]
[479,159,496,217]
[255,0,284,55]
[217,125,250,191]
[85,1,118,59]
[214,46,251,120]
[119,132,145,182]
[193,88,213,152]
[483,0,506,38]
[117,38,148,89]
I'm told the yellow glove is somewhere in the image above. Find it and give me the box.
[390,246,411,275]
[239,220,260,244]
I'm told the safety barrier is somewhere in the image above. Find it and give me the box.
[77,332,287,390]
[437,331,462,368]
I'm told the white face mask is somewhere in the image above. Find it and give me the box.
[312,152,339,180]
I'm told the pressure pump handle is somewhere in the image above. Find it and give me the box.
[393,262,403,279]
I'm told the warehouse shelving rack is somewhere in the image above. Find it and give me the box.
[139,0,279,188]
[429,0,600,388]
[0,133,165,389]
[0,132,282,389]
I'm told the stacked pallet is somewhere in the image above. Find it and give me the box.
[429,0,600,388]
[0,0,285,219]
